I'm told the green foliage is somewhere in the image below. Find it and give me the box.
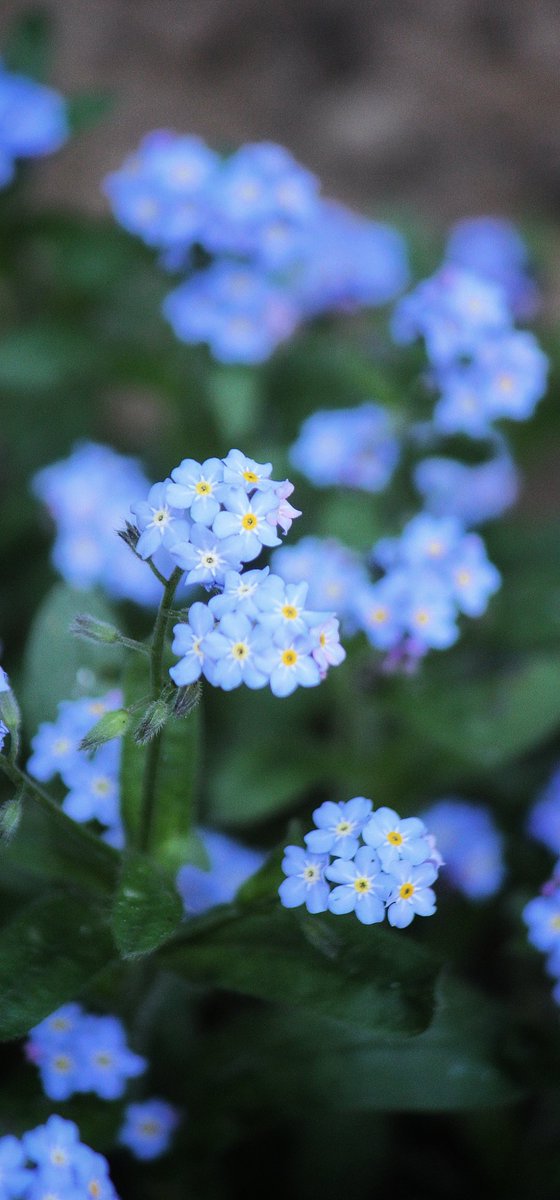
[0,889,115,1040]
[163,904,440,1037]
[111,852,184,958]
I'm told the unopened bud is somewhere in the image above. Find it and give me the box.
[80,708,131,752]
[70,613,123,645]
[0,792,23,843]
[134,698,171,745]
[0,689,21,736]
[173,681,202,718]
[117,521,140,552]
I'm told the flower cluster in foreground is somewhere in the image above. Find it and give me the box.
[105,133,408,361]
[0,1115,119,1200]
[280,797,442,927]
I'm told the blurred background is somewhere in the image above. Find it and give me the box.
[3,0,560,222]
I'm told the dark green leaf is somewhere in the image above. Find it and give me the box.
[163,904,440,1037]
[396,653,560,769]
[208,738,332,827]
[0,890,115,1040]
[22,582,121,729]
[111,852,184,959]
[192,977,518,1116]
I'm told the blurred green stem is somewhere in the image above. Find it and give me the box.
[139,567,183,854]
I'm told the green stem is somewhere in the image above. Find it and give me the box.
[139,568,183,853]
[0,756,118,889]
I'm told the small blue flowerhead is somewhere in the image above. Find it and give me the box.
[325,846,390,924]
[305,797,372,860]
[279,845,330,914]
[119,1098,180,1161]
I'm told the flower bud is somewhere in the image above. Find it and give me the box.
[173,681,202,718]
[134,698,171,745]
[0,792,23,843]
[70,613,123,645]
[80,708,131,752]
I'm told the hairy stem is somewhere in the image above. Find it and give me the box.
[139,568,183,853]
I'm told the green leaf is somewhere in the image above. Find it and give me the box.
[208,737,331,827]
[111,852,184,959]
[22,582,121,730]
[192,976,518,1116]
[396,653,560,770]
[162,904,440,1037]
[0,890,115,1040]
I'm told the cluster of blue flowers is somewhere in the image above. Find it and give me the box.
[0,1115,119,1199]
[105,133,408,362]
[289,402,400,493]
[25,1003,146,1102]
[392,219,548,439]
[420,799,505,900]
[0,60,68,187]
[274,513,500,666]
[413,437,519,527]
[279,797,441,928]
[128,447,346,696]
[27,690,125,847]
[32,442,163,606]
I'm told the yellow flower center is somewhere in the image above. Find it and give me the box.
[335,820,352,835]
[51,1149,68,1166]
[427,540,444,557]
[54,1055,72,1073]
[95,1052,113,1068]
[551,915,560,931]
[354,876,371,893]
[93,777,111,796]
[456,569,471,587]
[303,864,319,882]
[415,609,430,626]
[282,604,298,620]
[281,649,298,667]
[399,882,415,900]
[203,553,217,567]
[370,607,388,624]
[319,633,327,646]
[153,508,168,525]
[241,512,258,530]
[51,1017,70,1031]
[140,1120,161,1138]
[195,480,211,495]
[88,1182,102,1198]
[53,738,70,756]
[498,373,514,393]
[387,830,403,846]
[232,642,249,660]
[89,701,106,716]
[243,469,259,484]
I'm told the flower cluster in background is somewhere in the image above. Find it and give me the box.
[0,1116,120,1200]
[119,1099,180,1162]
[105,133,408,362]
[280,796,441,927]
[523,765,560,1006]
[392,220,548,439]
[27,690,125,847]
[25,1003,146,1101]
[128,447,346,696]
[420,799,505,900]
[413,436,519,527]
[0,59,68,187]
[289,402,400,493]
[32,442,164,606]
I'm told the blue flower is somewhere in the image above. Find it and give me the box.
[290,403,399,493]
[165,457,225,525]
[212,487,282,561]
[176,828,265,915]
[76,1014,146,1101]
[386,861,438,928]
[0,1135,32,1200]
[23,1115,82,1183]
[392,265,511,366]
[421,799,505,900]
[353,576,408,651]
[0,66,68,186]
[449,534,501,617]
[169,603,216,686]
[445,216,539,320]
[26,1006,146,1104]
[119,1099,180,1161]
[362,806,432,871]
[221,449,275,493]
[272,536,369,631]
[414,446,519,526]
[293,200,409,314]
[278,846,329,914]
[527,767,560,854]
[254,577,314,637]
[325,846,389,924]
[253,627,321,697]
[304,797,372,859]
[73,1147,119,1200]
[309,615,346,674]
[203,612,270,691]
[523,894,560,954]
[208,568,270,620]
[169,524,242,585]
[61,742,121,827]
[130,481,190,559]
[400,582,459,650]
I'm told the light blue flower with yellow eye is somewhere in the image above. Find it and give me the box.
[386,861,438,928]
[362,806,432,871]
[213,487,282,562]
[204,612,269,691]
[450,533,501,617]
[222,448,275,493]
[131,481,190,560]
[119,1098,180,1162]
[253,626,321,698]
[208,568,270,620]
[254,576,314,637]
[305,797,372,860]
[170,524,242,585]
[523,895,560,954]
[326,846,389,924]
[166,457,225,526]
[74,1146,119,1200]
[401,582,459,650]
[169,603,215,686]
[279,845,329,914]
